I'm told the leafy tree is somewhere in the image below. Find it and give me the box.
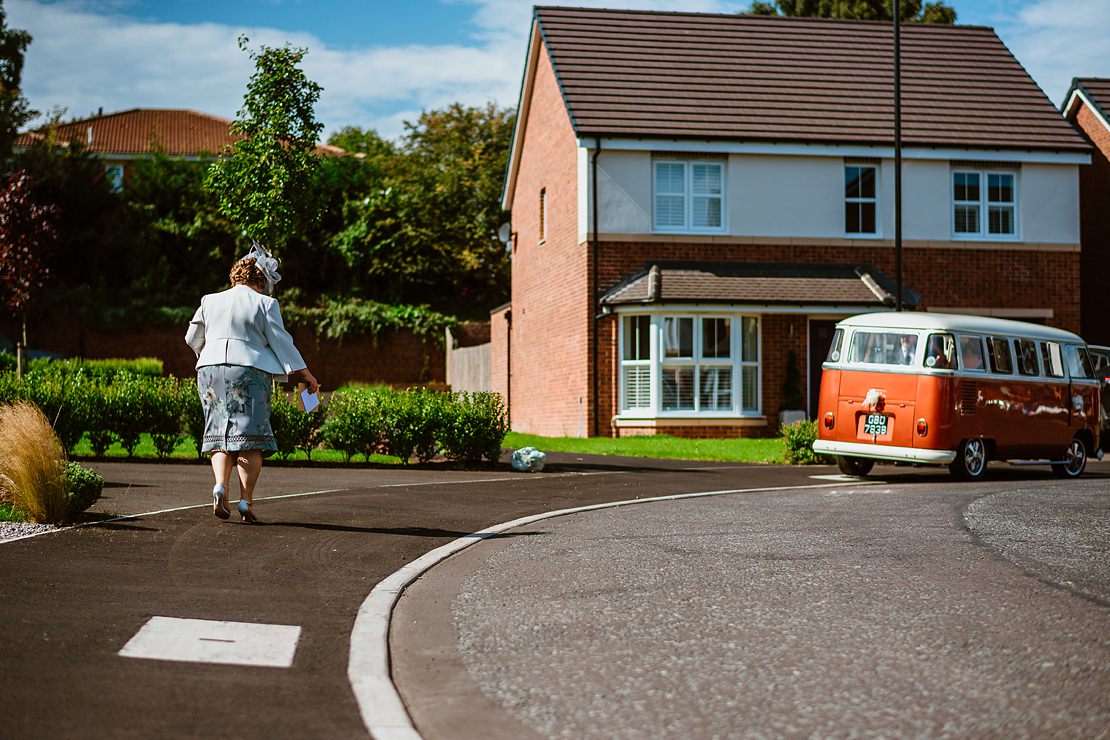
[327,126,395,160]
[749,0,957,23]
[125,151,239,301]
[332,103,514,316]
[205,36,324,253]
[0,171,56,374]
[0,6,33,164]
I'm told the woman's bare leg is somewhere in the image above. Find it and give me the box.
[211,451,235,488]
[236,451,264,504]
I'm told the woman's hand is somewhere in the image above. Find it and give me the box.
[289,368,319,395]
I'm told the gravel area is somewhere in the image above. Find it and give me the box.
[0,521,60,542]
[452,484,1109,738]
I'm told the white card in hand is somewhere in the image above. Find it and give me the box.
[300,389,320,412]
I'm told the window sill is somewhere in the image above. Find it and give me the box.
[614,416,767,428]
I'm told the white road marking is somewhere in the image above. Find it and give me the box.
[809,474,872,482]
[347,478,881,739]
[119,616,301,668]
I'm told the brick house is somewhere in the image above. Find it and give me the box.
[13,108,344,191]
[1062,78,1110,346]
[493,7,1090,439]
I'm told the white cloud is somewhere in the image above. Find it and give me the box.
[5,0,772,140]
[993,0,1110,104]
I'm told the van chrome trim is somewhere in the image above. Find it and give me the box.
[813,440,956,464]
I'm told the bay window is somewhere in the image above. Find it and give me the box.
[620,313,760,416]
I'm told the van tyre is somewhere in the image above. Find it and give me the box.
[1052,437,1088,479]
[950,438,988,481]
[837,456,874,477]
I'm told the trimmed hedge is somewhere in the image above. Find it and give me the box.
[2,362,508,466]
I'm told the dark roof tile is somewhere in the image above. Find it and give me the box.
[535,7,1088,152]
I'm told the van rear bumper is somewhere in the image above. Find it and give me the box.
[813,440,957,465]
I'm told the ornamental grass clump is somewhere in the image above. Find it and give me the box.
[0,401,68,524]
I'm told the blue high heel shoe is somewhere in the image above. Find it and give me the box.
[238,499,260,524]
[212,484,230,520]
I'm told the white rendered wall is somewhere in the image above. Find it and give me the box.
[589,149,1081,245]
[1020,163,1080,244]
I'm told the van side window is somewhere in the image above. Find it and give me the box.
[1065,345,1095,379]
[986,337,1013,374]
[959,335,985,372]
[1039,342,1064,378]
[924,333,955,369]
[826,329,844,362]
[1015,339,1040,376]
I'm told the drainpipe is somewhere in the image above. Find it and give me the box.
[591,138,602,437]
[505,309,512,428]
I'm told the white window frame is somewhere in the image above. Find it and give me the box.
[617,311,761,418]
[951,169,1018,240]
[652,159,726,234]
[844,164,879,237]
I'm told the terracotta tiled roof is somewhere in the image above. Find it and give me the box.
[600,262,917,308]
[535,7,1088,153]
[15,109,238,156]
[14,108,345,157]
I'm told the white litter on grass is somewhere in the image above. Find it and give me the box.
[120,616,301,668]
[511,447,547,473]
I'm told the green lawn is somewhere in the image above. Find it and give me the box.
[504,432,785,463]
[65,431,785,465]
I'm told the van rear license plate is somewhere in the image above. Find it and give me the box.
[863,414,888,436]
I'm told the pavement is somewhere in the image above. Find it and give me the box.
[1,454,1107,738]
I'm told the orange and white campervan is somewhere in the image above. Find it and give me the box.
[813,313,1103,480]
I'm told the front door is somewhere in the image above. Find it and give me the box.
[808,319,839,419]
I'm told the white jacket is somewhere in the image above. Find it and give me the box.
[185,285,306,381]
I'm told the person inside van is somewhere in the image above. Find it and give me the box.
[925,335,954,369]
[898,335,917,364]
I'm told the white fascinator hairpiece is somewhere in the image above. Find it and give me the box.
[244,240,281,294]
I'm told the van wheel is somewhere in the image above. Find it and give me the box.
[837,456,874,477]
[950,438,988,481]
[1052,437,1088,479]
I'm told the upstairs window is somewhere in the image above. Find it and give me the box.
[653,160,725,233]
[953,170,1016,238]
[105,164,124,193]
[844,165,877,235]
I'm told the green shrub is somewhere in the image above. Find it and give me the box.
[108,373,180,456]
[438,391,507,464]
[0,350,16,375]
[378,388,444,464]
[181,379,205,458]
[319,388,384,461]
[64,461,104,518]
[782,419,831,464]
[19,369,94,454]
[270,387,326,460]
[27,356,163,379]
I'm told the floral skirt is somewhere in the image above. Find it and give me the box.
[197,365,278,456]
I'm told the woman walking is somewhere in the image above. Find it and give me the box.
[185,243,318,523]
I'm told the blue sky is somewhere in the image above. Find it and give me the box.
[8,0,1110,140]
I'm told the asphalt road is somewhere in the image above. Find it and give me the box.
[1,456,1107,738]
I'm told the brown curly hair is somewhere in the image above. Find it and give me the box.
[230,258,268,292]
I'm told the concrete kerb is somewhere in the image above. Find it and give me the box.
[349,478,882,739]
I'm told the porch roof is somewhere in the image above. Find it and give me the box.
[599,262,919,309]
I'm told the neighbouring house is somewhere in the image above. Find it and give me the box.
[13,108,345,190]
[1062,78,1110,346]
[493,7,1090,439]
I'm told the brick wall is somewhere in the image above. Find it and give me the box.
[505,43,592,437]
[595,241,1080,332]
[7,317,444,389]
[1070,103,1110,345]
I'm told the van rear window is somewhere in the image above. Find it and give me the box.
[848,331,918,366]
